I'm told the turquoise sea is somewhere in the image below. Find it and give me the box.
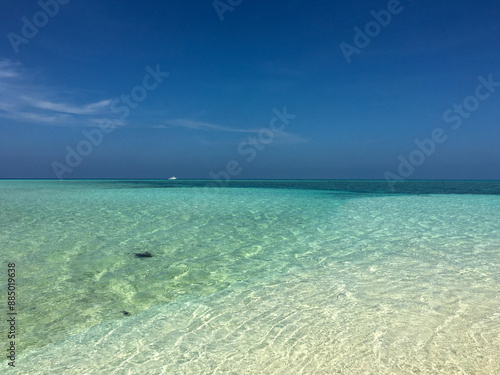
[1,180,500,374]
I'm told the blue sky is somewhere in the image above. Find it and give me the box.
[0,0,499,179]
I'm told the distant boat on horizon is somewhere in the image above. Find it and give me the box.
[168,176,178,180]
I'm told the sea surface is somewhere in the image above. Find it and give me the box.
[1,179,500,374]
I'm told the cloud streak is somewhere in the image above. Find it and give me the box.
[165,118,310,145]
[0,59,309,145]
[20,97,112,115]
[166,119,260,133]
[0,59,113,126]
[0,59,20,78]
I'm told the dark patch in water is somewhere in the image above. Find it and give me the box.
[121,310,131,316]
[135,252,153,258]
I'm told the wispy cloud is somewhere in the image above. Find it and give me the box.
[16,112,62,123]
[20,97,112,115]
[272,131,310,145]
[0,59,20,78]
[166,119,259,133]
[0,59,309,147]
[165,118,310,144]
[0,59,113,126]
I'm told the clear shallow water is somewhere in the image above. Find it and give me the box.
[1,180,500,374]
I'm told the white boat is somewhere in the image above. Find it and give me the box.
[168,176,177,180]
